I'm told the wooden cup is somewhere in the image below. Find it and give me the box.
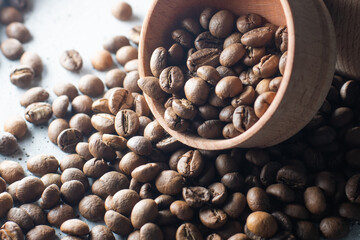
[139,0,336,150]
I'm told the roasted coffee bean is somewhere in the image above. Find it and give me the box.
[164,107,189,132]
[127,136,152,156]
[276,165,307,189]
[272,211,292,232]
[48,119,69,144]
[198,120,224,139]
[61,167,89,189]
[105,69,126,89]
[155,170,184,195]
[340,80,360,106]
[294,221,319,240]
[269,76,283,92]
[345,126,360,146]
[75,142,92,161]
[114,109,139,137]
[221,172,244,191]
[223,192,246,219]
[60,180,85,205]
[6,22,30,43]
[143,120,164,143]
[184,77,210,105]
[119,152,146,175]
[39,184,61,209]
[47,204,75,227]
[53,95,70,118]
[155,195,175,210]
[69,113,92,135]
[104,210,132,236]
[0,177,6,193]
[253,54,279,78]
[54,82,78,101]
[60,154,85,171]
[0,132,18,155]
[0,193,13,218]
[83,158,109,178]
[200,7,216,29]
[182,186,210,208]
[41,173,61,188]
[88,138,116,162]
[194,31,223,50]
[159,66,185,94]
[198,104,219,120]
[89,225,115,240]
[91,49,113,71]
[232,105,258,132]
[245,149,270,166]
[78,74,104,97]
[90,114,115,134]
[59,49,83,71]
[0,221,24,240]
[208,182,227,205]
[20,51,43,77]
[254,91,276,118]
[10,65,34,88]
[246,211,277,238]
[102,134,127,151]
[111,1,132,20]
[6,207,34,231]
[208,89,229,107]
[124,70,141,93]
[108,88,133,115]
[172,29,194,49]
[177,150,204,178]
[0,6,23,24]
[236,13,262,33]
[304,186,326,215]
[220,43,246,67]
[330,107,353,127]
[224,32,243,48]
[222,123,241,138]
[275,26,288,52]
[79,195,105,221]
[209,10,234,38]
[320,217,349,239]
[150,46,168,77]
[217,66,236,78]
[266,183,295,203]
[116,45,138,65]
[247,187,270,212]
[92,171,129,199]
[279,51,287,75]
[132,163,160,183]
[242,46,266,66]
[27,154,58,176]
[181,17,202,35]
[0,160,24,184]
[197,66,221,86]
[338,202,360,220]
[19,203,46,225]
[168,43,184,65]
[215,76,243,99]
[156,136,183,152]
[231,85,256,107]
[103,35,129,53]
[26,225,55,240]
[1,38,23,60]
[187,48,220,72]
[137,77,167,101]
[241,26,275,47]
[60,219,89,236]
[260,161,282,186]
[128,25,141,45]
[25,102,52,125]
[240,68,261,86]
[111,189,140,216]
[199,207,228,229]
[139,223,163,240]
[131,199,158,229]
[16,176,45,203]
[255,79,271,95]
[215,154,240,177]
[176,223,203,240]
[345,174,360,203]
[170,200,193,221]
[57,128,83,153]
[284,204,310,220]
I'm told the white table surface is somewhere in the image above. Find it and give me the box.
[0,0,359,239]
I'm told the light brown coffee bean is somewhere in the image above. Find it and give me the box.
[155,170,184,195]
[3,115,27,139]
[27,154,59,176]
[279,51,287,75]
[90,114,115,134]
[223,192,246,219]
[304,186,326,215]
[224,32,243,48]
[1,38,23,60]
[91,50,113,71]
[10,65,34,88]
[0,192,13,218]
[236,13,263,33]
[197,65,221,86]
[215,76,243,99]
[104,210,132,236]
[124,70,141,93]
[20,51,43,77]
[209,9,234,38]
[102,134,127,151]
[253,54,280,78]
[0,160,24,184]
[112,189,140,216]
[177,150,204,178]
[6,22,30,43]
[150,47,168,77]
[164,107,189,132]
[41,173,61,188]
[26,225,55,240]
[60,154,85,171]
[159,66,185,94]
[127,136,153,156]
[168,43,184,65]
[105,69,126,89]
[61,219,89,236]
[54,82,78,101]
[172,98,197,120]
[47,204,75,228]
[108,88,134,115]
[78,74,104,97]
[83,158,110,178]
[254,91,276,118]
[111,1,132,20]
[269,76,283,92]
[115,109,140,137]
[92,171,129,199]
[79,195,105,221]
[187,48,220,72]
[57,128,83,153]
[170,200,193,221]
[52,95,69,118]
[275,26,288,52]
[116,45,138,65]
[134,94,150,117]
[131,199,158,229]
[241,26,275,47]
[16,176,45,203]
[103,35,129,53]
[199,207,228,229]
[320,217,349,239]
[39,184,61,209]
[176,223,202,240]
[184,77,210,105]
[198,120,224,139]
[91,98,111,114]
[88,138,116,162]
[69,113,92,135]
[90,225,115,240]
[143,120,165,142]
[232,86,256,107]
[137,77,167,100]
[0,221,24,239]
[48,119,69,144]
[59,49,83,72]
[132,163,160,183]
[220,43,246,67]
[246,211,278,238]
[247,187,270,212]
[24,102,52,125]
[0,177,6,193]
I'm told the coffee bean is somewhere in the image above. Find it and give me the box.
[47,119,69,144]
[215,76,243,100]
[103,35,129,53]
[345,174,360,203]
[255,79,271,96]
[57,128,83,153]
[78,74,104,97]
[20,51,43,77]
[197,104,218,120]
[19,203,46,225]
[294,221,319,240]
[54,82,78,101]
[0,7,23,24]
[149,46,168,77]
[254,91,276,118]
[0,177,5,193]
[340,80,360,106]
[172,29,194,49]
[113,109,139,137]
[24,102,52,125]
[246,211,277,238]
[61,219,89,236]
[155,170,184,195]
[47,204,76,228]
[138,77,167,100]
[266,183,295,203]
[89,225,115,240]
[304,186,326,215]
[0,131,18,156]
[240,68,261,86]
[220,43,246,67]
[245,149,270,166]
[268,76,283,92]
[223,32,243,48]
[279,51,287,75]
[60,180,85,205]
[27,154,59,176]
[6,22,31,43]
[236,13,262,33]
[105,69,126,89]
[132,163,160,183]
[241,26,275,47]
[284,204,310,220]
[168,43,184,65]
[231,86,255,107]
[276,165,307,189]
[187,48,220,72]
[6,207,34,231]
[320,217,349,239]
[89,113,114,134]
[1,38,23,60]
[164,107,189,132]
[59,49,83,71]
[169,200,193,221]
[232,105,258,132]
[116,45,138,66]
[92,171,129,199]
[127,25,141,44]
[91,50,113,71]
[78,195,105,222]
[131,199,158,229]
[247,187,270,212]
[200,8,216,29]
[69,113,92,135]
[52,95,70,118]
[88,137,116,162]
[159,66,185,94]
[0,160,24,184]
[109,88,134,115]
[0,193,13,219]
[253,54,279,78]
[0,221,23,240]
[275,26,288,52]
[199,207,228,229]
[194,31,223,50]
[10,65,34,88]
[221,172,244,192]
[177,150,204,178]
[83,158,110,178]
[197,120,224,139]
[209,10,234,38]
[111,1,132,20]
[182,186,210,208]
[223,192,246,219]
[345,126,360,146]
[26,225,55,240]
[16,176,45,203]
[39,184,60,209]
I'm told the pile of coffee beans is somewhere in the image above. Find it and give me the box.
[143,9,287,139]
[0,1,360,240]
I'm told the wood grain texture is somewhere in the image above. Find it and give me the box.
[139,0,336,150]
[324,0,360,79]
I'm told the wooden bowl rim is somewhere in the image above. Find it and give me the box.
[139,0,299,150]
